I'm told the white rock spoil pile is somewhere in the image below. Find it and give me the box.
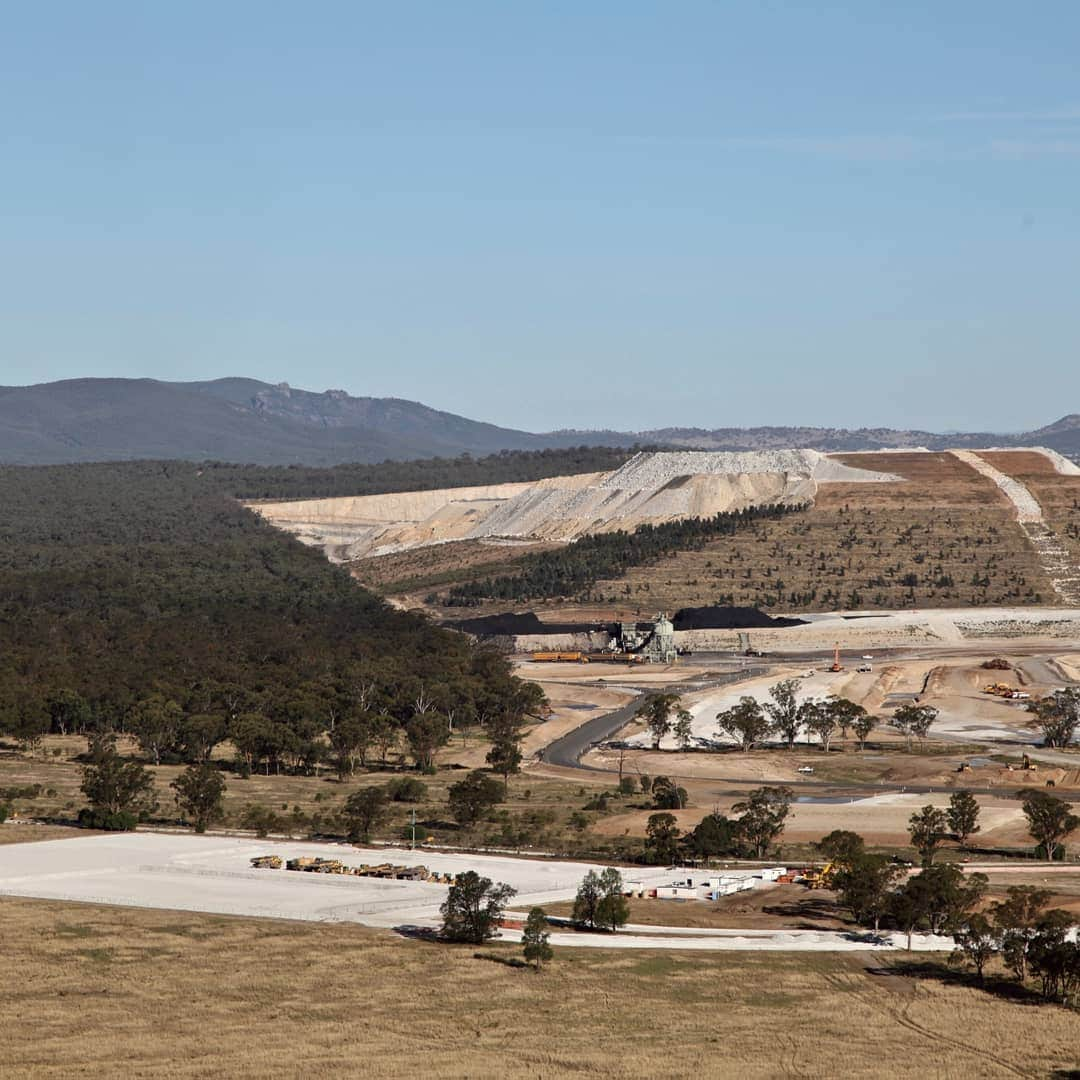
[250,449,900,560]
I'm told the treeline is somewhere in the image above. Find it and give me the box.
[442,503,806,604]
[0,459,541,760]
[201,445,647,501]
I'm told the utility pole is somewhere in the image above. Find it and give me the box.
[410,808,416,850]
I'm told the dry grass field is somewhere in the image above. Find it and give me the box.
[3,897,1078,1078]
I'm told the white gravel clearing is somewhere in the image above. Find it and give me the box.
[0,833,957,951]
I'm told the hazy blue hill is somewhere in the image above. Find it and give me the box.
[0,377,1075,464]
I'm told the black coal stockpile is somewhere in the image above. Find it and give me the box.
[446,612,611,636]
[671,606,806,630]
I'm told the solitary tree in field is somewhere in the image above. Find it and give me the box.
[908,805,948,866]
[1020,790,1080,858]
[171,763,226,833]
[637,694,691,750]
[440,871,516,944]
[947,791,981,849]
[522,907,553,971]
[764,679,801,748]
[716,697,771,752]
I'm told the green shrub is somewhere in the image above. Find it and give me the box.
[385,777,428,802]
[77,808,138,831]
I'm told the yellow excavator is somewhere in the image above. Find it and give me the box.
[802,862,836,890]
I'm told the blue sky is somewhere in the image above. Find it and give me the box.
[2,2,1078,433]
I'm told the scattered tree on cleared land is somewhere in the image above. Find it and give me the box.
[1019,790,1080,858]
[804,704,838,753]
[572,868,629,932]
[952,913,998,983]
[992,886,1055,983]
[832,853,903,932]
[485,714,525,794]
[716,696,771,752]
[646,812,681,864]
[1025,688,1080,749]
[521,908,553,971]
[908,805,948,866]
[814,830,865,867]
[890,704,938,751]
[852,711,879,751]
[79,740,157,830]
[440,871,516,944]
[342,786,389,842]
[171,763,226,833]
[889,864,988,949]
[636,694,691,751]
[947,791,981,848]
[826,697,868,745]
[732,785,792,858]
[764,679,802,749]
[651,775,688,810]
[685,813,739,859]
[448,770,503,827]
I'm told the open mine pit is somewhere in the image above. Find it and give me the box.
[249,449,900,561]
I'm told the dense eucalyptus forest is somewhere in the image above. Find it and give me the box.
[0,452,579,773]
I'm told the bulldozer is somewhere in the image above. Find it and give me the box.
[802,862,836,890]
[250,855,283,870]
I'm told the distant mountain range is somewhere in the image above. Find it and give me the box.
[0,377,1077,465]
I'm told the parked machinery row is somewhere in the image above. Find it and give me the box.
[250,854,455,884]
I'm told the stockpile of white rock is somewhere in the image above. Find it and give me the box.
[600,449,900,489]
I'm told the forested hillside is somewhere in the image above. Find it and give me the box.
[211,444,642,500]
[0,458,545,765]
[441,503,805,604]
